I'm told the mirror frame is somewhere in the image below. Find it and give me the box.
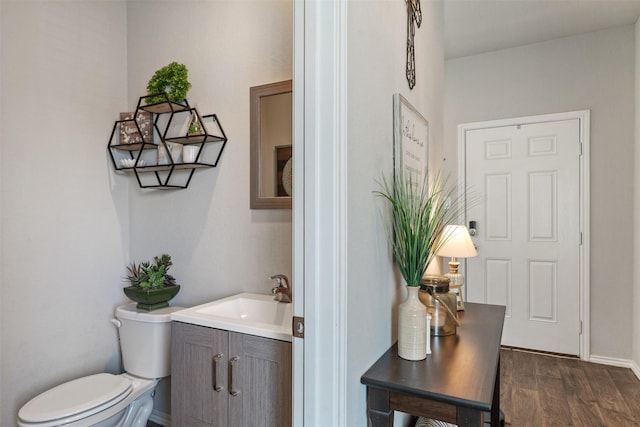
[250,80,293,209]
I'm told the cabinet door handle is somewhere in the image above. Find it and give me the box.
[228,356,240,396]
[212,353,223,392]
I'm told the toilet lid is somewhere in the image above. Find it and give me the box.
[19,373,132,423]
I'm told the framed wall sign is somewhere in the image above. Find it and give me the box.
[119,111,152,144]
[393,93,428,181]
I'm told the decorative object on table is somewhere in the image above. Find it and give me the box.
[397,285,428,360]
[375,171,462,360]
[393,94,428,181]
[436,224,478,310]
[419,275,460,336]
[146,62,192,104]
[426,313,432,355]
[124,254,181,311]
[404,0,422,89]
[119,111,152,144]
[415,417,456,427]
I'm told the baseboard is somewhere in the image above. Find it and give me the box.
[149,410,171,427]
[589,354,640,380]
[632,360,640,380]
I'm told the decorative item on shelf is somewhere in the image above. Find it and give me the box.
[418,275,460,336]
[156,141,182,165]
[120,158,146,168]
[124,254,180,311]
[169,141,183,163]
[157,143,170,165]
[182,145,200,163]
[375,171,463,360]
[188,109,205,136]
[146,62,191,105]
[436,225,478,311]
[119,111,152,144]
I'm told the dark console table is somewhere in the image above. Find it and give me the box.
[361,303,506,426]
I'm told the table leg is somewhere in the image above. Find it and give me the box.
[366,387,394,427]
[456,407,483,426]
[491,356,501,426]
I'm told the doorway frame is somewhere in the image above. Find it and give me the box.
[292,0,349,426]
[457,110,590,360]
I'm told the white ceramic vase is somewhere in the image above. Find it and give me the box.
[398,285,428,361]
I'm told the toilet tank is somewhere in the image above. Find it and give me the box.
[114,304,184,379]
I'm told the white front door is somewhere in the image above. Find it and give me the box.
[462,113,587,356]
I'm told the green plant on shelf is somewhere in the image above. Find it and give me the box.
[146,62,192,104]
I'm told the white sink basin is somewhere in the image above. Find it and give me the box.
[171,293,292,342]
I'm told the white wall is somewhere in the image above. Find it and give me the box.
[0,2,129,425]
[445,26,635,359]
[345,1,444,426]
[0,1,292,424]
[125,0,293,418]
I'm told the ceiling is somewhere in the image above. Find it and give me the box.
[444,0,640,59]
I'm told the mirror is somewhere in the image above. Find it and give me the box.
[250,80,293,209]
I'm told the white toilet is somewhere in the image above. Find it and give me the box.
[18,304,183,427]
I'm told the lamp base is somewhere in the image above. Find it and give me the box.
[445,261,465,311]
[447,280,464,310]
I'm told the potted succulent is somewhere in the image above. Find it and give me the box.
[124,253,181,311]
[146,62,192,104]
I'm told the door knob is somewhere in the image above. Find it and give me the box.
[469,221,477,236]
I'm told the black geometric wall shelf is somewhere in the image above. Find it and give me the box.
[108,94,228,189]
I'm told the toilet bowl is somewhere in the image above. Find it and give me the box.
[18,304,183,427]
[17,373,156,427]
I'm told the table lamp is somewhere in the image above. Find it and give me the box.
[437,225,477,310]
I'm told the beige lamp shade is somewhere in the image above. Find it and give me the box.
[437,225,477,258]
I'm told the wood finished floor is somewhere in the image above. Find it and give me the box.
[500,348,640,426]
[147,348,640,427]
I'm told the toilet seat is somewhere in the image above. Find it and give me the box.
[18,373,132,425]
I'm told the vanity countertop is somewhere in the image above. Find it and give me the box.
[170,292,293,342]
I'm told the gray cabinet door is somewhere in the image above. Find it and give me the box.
[172,322,229,427]
[228,332,292,427]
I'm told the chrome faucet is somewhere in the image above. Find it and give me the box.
[269,274,292,303]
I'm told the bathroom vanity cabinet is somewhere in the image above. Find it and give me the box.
[171,321,292,427]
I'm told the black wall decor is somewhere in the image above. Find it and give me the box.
[405,0,422,89]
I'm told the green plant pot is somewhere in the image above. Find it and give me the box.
[123,285,181,311]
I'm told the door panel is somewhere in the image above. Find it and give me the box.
[228,332,292,427]
[465,119,580,355]
[172,322,229,427]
